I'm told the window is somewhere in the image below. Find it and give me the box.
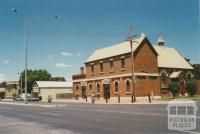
[100,63,103,72]
[126,80,130,92]
[97,83,100,94]
[89,84,93,95]
[121,58,125,69]
[110,60,114,70]
[115,81,119,92]
[91,65,94,74]
[161,72,167,88]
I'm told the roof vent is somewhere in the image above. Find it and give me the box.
[140,32,145,38]
[158,36,164,46]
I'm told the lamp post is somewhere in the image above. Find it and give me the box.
[17,72,23,95]
[11,8,58,104]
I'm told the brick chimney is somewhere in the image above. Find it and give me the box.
[80,67,84,75]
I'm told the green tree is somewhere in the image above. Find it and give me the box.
[0,81,6,88]
[19,69,53,93]
[192,64,200,80]
[52,77,66,81]
[168,82,180,98]
[185,81,197,97]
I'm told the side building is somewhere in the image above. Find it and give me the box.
[4,81,20,99]
[32,81,73,101]
[72,33,193,99]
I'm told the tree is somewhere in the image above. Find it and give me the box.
[0,81,6,88]
[185,81,197,97]
[192,64,200,80]
[19,69,53,93]
[52,77,66,81]
[168,82,180,98]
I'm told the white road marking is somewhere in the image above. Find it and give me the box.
[40,112,60,116]
[178,130,200,134]
[0,122,34,127]
[0,107,11,110]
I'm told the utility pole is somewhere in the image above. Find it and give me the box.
[128,26,136,103]
[24,16,28,104]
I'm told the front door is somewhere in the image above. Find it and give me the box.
[82,86,86,98]
[103,84,110,99]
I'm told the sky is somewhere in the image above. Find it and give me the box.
[0,0,199,82]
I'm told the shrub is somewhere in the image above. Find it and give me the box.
[168,82,180,98]
[12,93,17,97]
[185,81,197,97]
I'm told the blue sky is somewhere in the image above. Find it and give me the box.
[0,0,199,82]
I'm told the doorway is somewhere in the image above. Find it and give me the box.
[103,84,110,99]
[82,86,86,98]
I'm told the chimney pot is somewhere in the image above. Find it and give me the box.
[80,67,84,75]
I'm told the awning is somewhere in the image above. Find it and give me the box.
[170,71,182,78]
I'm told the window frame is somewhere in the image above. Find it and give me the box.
[121,58,125,69]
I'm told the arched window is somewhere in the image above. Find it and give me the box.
[97,83,100,94]
[89,83,93,95]
[126,80,130,92]
[160,71,168,88]
[186,71,193,81]
[76,85,79,94]
[114,81,119,92]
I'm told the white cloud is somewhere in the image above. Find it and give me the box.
[48,54,54,61]
[55,63,72,68]
[61,52,73,57]
[0,74,6,82]
[77,53,81,57]
[3,59,10,64]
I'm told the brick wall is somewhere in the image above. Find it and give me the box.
[74,39,160,97]
[195,80,200,95]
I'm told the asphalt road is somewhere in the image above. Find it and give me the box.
[0,102,199,134]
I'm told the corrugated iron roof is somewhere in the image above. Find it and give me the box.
[85,33,193,70]
[35,81,72,88]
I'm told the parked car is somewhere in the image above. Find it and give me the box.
[27,96,39,102]
[13,96,23,101]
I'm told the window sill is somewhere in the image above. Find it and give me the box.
[97,93,100,95]
[121,68,126,71]
[109,70,114,73]
[126,92,131,94]
[100,72,104,74]
[115,92,119,94]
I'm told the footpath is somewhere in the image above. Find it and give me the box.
[0,96,169,107]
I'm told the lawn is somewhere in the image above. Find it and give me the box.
[157,95,200,101]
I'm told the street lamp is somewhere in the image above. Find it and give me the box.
[11,8,58,104]
[17,72,23,95]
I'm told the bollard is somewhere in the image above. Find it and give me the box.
[85,96,87,102]
[148,94,151,103]
[92,97,95,104]
[131,95,134,103]
[118,94,120,103]
[106,96,108,103]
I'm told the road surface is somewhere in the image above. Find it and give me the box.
[0,102,199,134]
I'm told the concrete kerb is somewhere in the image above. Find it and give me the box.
[0,97,169,107]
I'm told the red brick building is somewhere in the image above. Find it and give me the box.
[72,33,193,99]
